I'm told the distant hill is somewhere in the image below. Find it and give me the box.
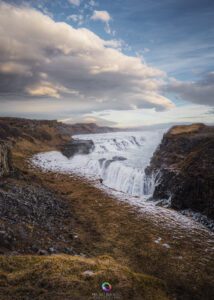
[0,117,119,142]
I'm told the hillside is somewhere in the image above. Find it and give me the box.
[0,117,118,141]
[0,117,118,163]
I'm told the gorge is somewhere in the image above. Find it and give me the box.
[32,123,214,228]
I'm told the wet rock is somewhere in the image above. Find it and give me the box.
[59,139,95,158]
[112,156,127,162]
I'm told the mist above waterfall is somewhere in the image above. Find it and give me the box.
[32,130,165,198]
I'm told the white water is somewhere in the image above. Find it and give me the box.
[32,130,165,198]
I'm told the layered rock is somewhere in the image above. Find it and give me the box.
[146,124,214,219]
[0,140,12,177]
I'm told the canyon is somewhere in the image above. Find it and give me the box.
[0,118,213,300]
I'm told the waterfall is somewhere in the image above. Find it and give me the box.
[32,130,165,198]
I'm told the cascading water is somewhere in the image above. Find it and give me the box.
[32,130,165,198]
[31,129,214,260]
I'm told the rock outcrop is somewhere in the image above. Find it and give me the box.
[0,140,12,177]
[60,139,95,158]
[146,124,214,220]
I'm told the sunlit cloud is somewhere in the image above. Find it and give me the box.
[91,10,112,34]
[0,2,174,113]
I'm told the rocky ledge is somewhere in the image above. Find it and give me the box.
[146,124,214,221]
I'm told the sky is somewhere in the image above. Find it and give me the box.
[0,0,213,127]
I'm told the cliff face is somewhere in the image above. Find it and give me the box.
[0,140,12,177]
[146,124,214,219]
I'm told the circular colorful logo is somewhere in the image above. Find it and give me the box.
[101,282,112,293]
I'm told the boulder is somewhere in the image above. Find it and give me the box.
[59,139,95,158]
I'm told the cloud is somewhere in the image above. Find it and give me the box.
[25,81,61,98]
[0,62,32,76]
[89,0,96,7]
[91,104,213,128]
[59,115,117,126]
[0,2,174,117]
[91,10,111,22]
[91,10,112,34]
[67,14,84,25]
[68,0,80,6]
[166,72,214,106]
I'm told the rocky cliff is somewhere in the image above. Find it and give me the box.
[0,140,12,177]
[146,124,214,220]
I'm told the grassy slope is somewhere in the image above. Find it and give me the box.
[169,123,205,135]
[0,255,168,300]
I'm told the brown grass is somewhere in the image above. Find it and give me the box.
[169,124,205,135]
[14,167,213,300]
[0,255,169,300]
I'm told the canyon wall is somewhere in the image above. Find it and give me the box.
[146,124,214,219]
